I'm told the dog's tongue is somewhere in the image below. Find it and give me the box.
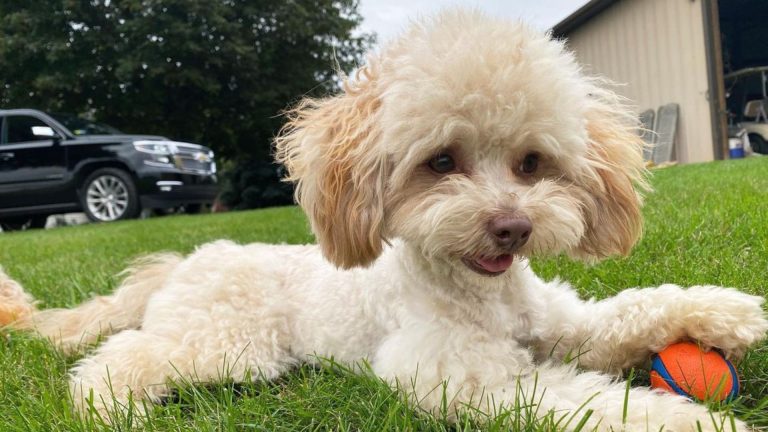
[475,254,514,273]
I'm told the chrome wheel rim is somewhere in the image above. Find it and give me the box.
[86,175,129,221]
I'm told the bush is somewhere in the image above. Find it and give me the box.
[219,160,294,210]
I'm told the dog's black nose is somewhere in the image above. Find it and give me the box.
[488,216,532,250]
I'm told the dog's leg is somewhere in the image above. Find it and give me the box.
[68,330,183,419]
[68,291,296,421]
[14,253,182,353]
[375,326,746,431]
[513,363,747,432]
[533,281,768,373]
[69,327,294,421]
[373,324,536,416]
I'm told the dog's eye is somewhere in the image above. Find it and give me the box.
[519,153,539,175]
[428,154,456,174]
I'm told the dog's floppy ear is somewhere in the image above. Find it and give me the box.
[274,66,386,269]
[575,99,649,260]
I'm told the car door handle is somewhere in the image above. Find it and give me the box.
[0,152,15,160]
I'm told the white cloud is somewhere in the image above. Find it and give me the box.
[358,0,590,45]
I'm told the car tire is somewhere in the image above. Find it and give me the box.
[80,168,140,222]
[749,134,767,154]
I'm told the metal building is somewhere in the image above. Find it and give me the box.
[552,0,768,163]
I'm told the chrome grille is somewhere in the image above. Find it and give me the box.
[176,157,209,172]
[173,145,215,173]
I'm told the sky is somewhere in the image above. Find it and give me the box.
[358,0,591,45]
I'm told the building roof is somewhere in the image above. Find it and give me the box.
[551,0,620,37]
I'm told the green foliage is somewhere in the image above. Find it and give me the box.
[217,159,294,210]
[0,0,372,161]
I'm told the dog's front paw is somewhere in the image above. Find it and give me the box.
[680,286,768,359]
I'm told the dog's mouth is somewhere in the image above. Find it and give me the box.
[461,254,514,276]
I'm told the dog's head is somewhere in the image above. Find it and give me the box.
[275,10,647,277]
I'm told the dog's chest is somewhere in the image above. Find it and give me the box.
[402,286,535,341]
[484,297,535,342]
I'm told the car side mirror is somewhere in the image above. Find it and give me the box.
[32,126,61,143]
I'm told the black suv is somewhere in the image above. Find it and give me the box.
[0,109,218,230]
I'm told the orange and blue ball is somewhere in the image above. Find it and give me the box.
[650,342,739,402]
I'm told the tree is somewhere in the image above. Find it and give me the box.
[0,0,373,207]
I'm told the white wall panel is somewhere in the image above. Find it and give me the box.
[563,0,713,163]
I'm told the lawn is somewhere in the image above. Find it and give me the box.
[1,157,767,431]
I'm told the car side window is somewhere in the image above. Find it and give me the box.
[5,115,55,144]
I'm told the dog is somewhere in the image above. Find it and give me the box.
[2,9,767,431]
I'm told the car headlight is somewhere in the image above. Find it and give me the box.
[134,141,177,165]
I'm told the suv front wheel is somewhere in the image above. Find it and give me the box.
[81,168,140,222]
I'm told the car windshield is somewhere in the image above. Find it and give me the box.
[50,113,123,136]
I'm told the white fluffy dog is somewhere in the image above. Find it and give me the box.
[3,10,768,431]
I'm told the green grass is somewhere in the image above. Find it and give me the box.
[1,157,768,431]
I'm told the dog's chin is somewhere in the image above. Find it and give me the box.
[461,254,515,277]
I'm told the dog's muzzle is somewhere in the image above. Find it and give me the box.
[462,215,532,277]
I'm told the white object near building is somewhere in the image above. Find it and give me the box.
[552,0,768,163]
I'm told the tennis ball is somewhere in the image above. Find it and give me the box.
[650,341,739,402]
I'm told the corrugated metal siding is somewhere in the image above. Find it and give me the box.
[563,0,713,163]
